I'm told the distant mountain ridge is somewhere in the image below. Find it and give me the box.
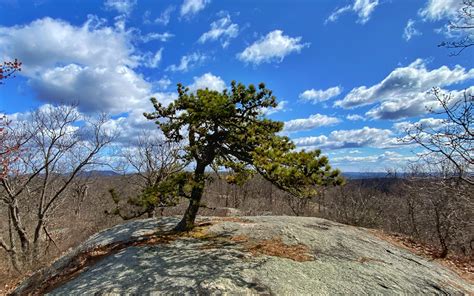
[78,170,120,177]
[82,170,390,179]
[342,172,389,179]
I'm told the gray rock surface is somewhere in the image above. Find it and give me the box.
[13,216,473,295]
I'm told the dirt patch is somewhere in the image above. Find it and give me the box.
[194,232,314,262]
[211,217,255,224]
[370,229,474,284]
[230,235,314,262]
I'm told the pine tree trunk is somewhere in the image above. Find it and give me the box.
[174,164,206,231]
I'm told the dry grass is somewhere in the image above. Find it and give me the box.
[211,217,254,224]
[230,235,314,262]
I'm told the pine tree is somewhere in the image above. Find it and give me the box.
[145,81,343,231]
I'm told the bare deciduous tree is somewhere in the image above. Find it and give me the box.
[402,88,473,184]
[0,59,22,85]
[108,134,184,219]
[0,105,115,271]
[401,160,473,258]
[439,0,474,55]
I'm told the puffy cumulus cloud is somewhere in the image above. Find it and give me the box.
[346,114,365,121]
[335,59,474,108]
[330,151,418,166]
[418,0,461,21]
[180,0,210,18]
[393,117,447,133]
[104,0,137,15]
[188,72,226,92]
[293,126,397,149]
[326,0,379,25]
[198,14,239,48]
[334,59,474,119]
[29,65,149,113]
[365,86,474,120]
[0,17,153,114]
[292,135,329,147]
[103,91,178,144]
[403,19,422,41]
[299,86,342,103]
[237,30,309,65]
[328,127,395,148]
[363,92,434,120]
[166,52,207,72]
[283,114,341,133]
[0,17,139,73]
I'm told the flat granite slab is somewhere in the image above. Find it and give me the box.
[12,216,473,295]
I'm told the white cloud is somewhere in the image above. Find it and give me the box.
[393,117,446,133]
[292,135,329,147]
[155,6,175,25]
[326,6,352,24]
[144,48,163,68]
[363,92,434,120]
[156,77,172,90]
[141,32,174,42]
[403,19,422,41]
[283,114,341,132]
[299,86,342,103]
[334,59,474,119]
[104,0,137,15]
[0,17,139,73]
[180,0,210,17]
[419,0,461,21]
[346,114,365,121]
[293,126,397,149]
[198,14,239,48]
[366,86,474,120]
[166,52,207,72]
[29,64,150,113]
[0,17,152,114]
[326,0,379,24]
[348,149,362,154]
[237,30,309,65]
[331,151,417,165]
[261,100,288,115]
[102,94,177,145]
[188,72,226,92]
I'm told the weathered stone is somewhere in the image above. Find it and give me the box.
[12,216,473,295]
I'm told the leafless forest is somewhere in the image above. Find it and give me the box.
[1,168,472,289]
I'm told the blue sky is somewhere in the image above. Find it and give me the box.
[0,0,473,172]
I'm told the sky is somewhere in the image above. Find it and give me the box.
[0,0,473,172]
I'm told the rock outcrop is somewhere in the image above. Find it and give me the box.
[12,216,473,295]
